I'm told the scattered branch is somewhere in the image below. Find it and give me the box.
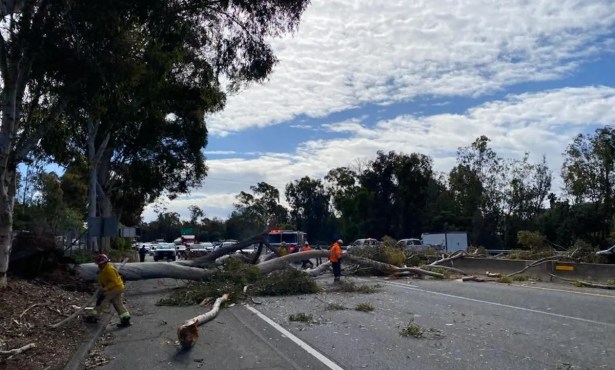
[548,274,615,290]
[429,251,467,266]
[0,343,36,359]
[177,293,229,349]
[19,303,39,318]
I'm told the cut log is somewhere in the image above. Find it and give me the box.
[177,293,229,349]
[76,261,215,282]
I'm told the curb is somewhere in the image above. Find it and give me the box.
[63,313,112,370]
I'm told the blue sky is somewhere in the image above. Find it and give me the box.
[143,0,615,222]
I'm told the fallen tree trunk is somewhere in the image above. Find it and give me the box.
[76,262,215,282]
[177,293,229,349]
[181,231,273,267]
[343,255,444,278]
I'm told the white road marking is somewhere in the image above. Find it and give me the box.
[509,283,615,299]
[245,304,344,370]
[380,280,615,328]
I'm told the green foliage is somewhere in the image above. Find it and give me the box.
[517,231,548,252]
[399,319,424,338]
[70,250,96,265]
[285,177,332,242]
[349,244,407,270]
[107,249,138,263]
[507,249,554,260]
[158,258,262,306]
[111,238,133,251]
[355,303,374,312]
[288,313,313,322]
[512,275,529,282]
[498,276,512,284]
[607,280,615,286]
[251,268,321,296]
[325,303,347,311]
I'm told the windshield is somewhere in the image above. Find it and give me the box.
[281,234,298,243]
[267,234,282,243]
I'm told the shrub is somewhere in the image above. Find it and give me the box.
[512,275,529,282]
[325,303,346,310]
[498,276,512,284]
[517,231,549,253]
[399,319,424,338]
[289,313,313,322]
[355,303,374,312]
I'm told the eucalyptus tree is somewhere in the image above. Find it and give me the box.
[285,176,331,242]
[0,0,311,286]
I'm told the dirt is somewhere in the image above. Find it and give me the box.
[0,272,94,370]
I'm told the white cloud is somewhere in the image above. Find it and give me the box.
[208,0,615,136]
[151,86,615,222]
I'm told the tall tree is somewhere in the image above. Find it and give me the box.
[285,176,331,242]
[0,0,311,285]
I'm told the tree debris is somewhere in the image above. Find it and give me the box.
[177,293,229,349]
[0,343,36,360]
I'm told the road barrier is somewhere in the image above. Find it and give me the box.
[437,257,615,283]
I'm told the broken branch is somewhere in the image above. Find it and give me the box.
[177,293,229,349]
[0,343,36,359]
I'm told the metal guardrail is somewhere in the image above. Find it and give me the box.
[486,249,511,255]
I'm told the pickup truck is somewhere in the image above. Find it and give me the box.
[153,243,177,261]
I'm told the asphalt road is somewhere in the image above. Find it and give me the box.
[98,271,615,370]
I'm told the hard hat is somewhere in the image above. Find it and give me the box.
[304,241,309,245]
[94,254,110,265]
[281,241,286,245]
[337,239,343,244]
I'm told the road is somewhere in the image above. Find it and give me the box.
[99,271,615,370]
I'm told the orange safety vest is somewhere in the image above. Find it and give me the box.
[300,245,312,252]
[329,242,343,262]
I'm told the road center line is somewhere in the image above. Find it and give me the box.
[379,280,615,328]
[245,304,344,370]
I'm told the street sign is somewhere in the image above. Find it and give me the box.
[180,227,194,235]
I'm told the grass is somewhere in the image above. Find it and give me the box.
[325,303,347,311]
[497,276,512,284]
[607,279,615,286]
[355,302,374,312]
[289,313,313,322]
[399,319,424,338]
[337,280,380,294]
[512,275,529,282]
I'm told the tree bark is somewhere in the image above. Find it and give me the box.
[177,293,229,349]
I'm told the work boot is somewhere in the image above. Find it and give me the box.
[117,317,131,328]
[333,277,340,283]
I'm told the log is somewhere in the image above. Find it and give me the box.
[76,262,215,282]
[177,293,229,349]
[257,250,330,274]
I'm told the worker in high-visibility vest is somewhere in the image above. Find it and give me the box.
[329,239,343,282]
[300,241,313,269]
[278,241,288,257]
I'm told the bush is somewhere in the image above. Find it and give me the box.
[517,231,549,253]
[289,313,312,322]
[355,302,374,312]
[399,319,424,338]
[325,303,346,310]
[348,242,406,274]
[251,268,321,296]
[498,276,512,284]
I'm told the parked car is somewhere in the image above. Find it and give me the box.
[596,245,615,263]
[397,238,431,252]
[189,243,212,257]
[348,238,380,249]
[154,243,177,261]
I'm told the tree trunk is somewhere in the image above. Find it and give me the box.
[87,119,99,252]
